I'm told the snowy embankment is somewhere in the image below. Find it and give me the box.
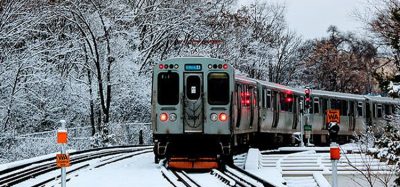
[0,123,153,164]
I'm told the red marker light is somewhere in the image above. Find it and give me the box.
[305,98,311,102]
[219,113,227,121]
[285,98,293,102]
[160,113,168,122]
[223,64,228,69]
[159,64,164,69]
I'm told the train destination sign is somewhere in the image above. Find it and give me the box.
[326,109,340,124]
[185,64,202,71]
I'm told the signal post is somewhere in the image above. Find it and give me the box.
[57,120,70,187]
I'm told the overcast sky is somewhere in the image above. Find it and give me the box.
[237,0,367,39]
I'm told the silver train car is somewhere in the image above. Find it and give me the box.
[152,57,237,165]
[151,57,400,167]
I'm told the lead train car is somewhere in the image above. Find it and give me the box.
[152,57,253,164]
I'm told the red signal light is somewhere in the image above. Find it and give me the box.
[160,113,168,122]
[219,113,227,121]
[305,97,311,102]
[223,64,228,69]
[285,97,293,103]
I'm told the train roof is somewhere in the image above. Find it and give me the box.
[258,80,305,95]
[235,75,258,84]
[365,95,400,104]
[310,89,365,101]
[158,57,224,64]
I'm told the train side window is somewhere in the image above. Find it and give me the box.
[373,104,376,118]
[341,100,348,116]
[158,72,179,105]
[208,73,229,105]
[280,92,293,112]
[384,105,391,115]
[349,101,354,116]
[321,98,328,113]
[313,98,319,114]
[357,102,363,117]
[377,104,383,118]
[236,84,242,109]
[330,99,341,110]
[253,88,258,108]
[267,90,271,109]
[262,88,266,108]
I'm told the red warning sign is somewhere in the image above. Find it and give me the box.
[56,154,70,168]
[57,130,68,144]
[326,109,340,124]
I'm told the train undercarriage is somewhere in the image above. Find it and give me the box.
[153,134,233,169]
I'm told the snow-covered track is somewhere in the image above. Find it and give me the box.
[220,165,275,187]
[0,145,152,187]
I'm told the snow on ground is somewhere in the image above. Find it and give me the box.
[48,152,170,187]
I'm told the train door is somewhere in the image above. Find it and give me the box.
[183,73,203,133]
[272,91,279,128]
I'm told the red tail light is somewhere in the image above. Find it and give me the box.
[223,64,228,69]
[160,113,168,122]
[159,64,164,69]
[219,113,227,121]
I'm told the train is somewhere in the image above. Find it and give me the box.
[151,57,399,169]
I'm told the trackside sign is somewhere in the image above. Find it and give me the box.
[326,109,340,124]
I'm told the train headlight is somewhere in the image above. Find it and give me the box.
[169,113,177,122]
[160,113,168,122]
[219,113,227,121]
[210,113,218,121]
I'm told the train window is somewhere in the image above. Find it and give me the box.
[321,98,328,113]
[267,90,271,109]
[384,105,391,115]
[330,99,341,110]
[313,98,320,114]
[280,93,293,112]
[377,104,383,118]
[157,72,179,105]
[373,104,376,118]
[262,88,266,108]
[357,102,363,116]
[186,76,201,100]
[349,101,354,116]
[253,88,258,108]
[236,84,242,108]
[341,100,348,116]
[208,73,229,105]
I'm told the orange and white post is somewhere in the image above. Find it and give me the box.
[330,143,340,187]
[57,120,69,187]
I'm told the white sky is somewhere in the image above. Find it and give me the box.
[237,0,368,39]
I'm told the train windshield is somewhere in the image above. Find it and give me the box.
[208,73,229,105]
[158,72,179,105]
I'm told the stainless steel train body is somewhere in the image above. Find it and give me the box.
[152,57,400,161]
[152,57,235,161]
[257,82,399,144]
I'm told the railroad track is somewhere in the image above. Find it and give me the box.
[161,162,275,187]
[0,145,152,187]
